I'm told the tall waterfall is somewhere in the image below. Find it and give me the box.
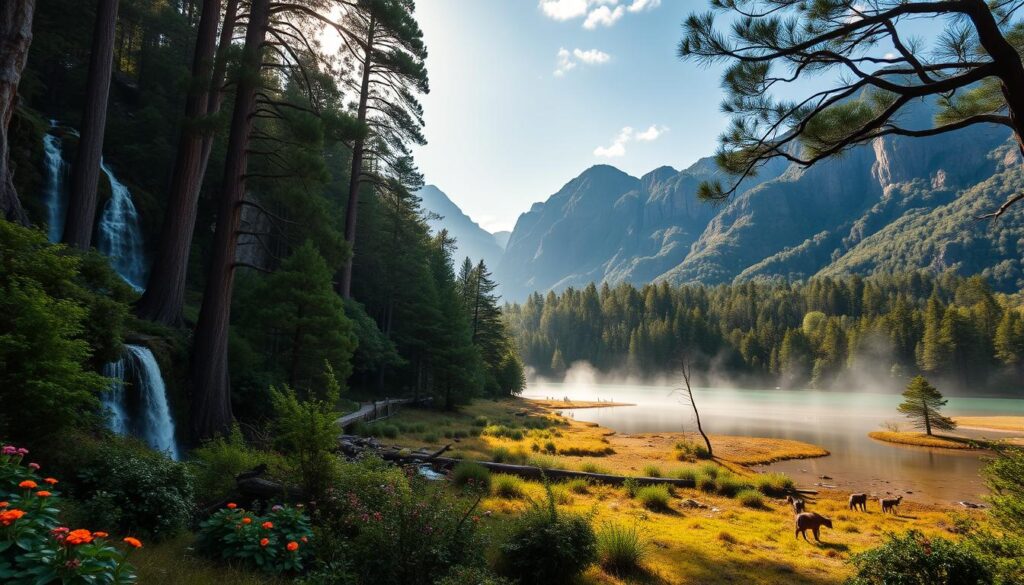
[102,344,180,460]
[42,121,68,242]
[97,160,147,290]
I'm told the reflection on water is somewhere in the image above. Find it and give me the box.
[523,383,1024,505]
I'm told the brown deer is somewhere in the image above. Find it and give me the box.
[785,495,805,513]
[794,512,832,542]
[880,495,903,514]
[848,493,868,512]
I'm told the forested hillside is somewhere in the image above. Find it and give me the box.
[505,272,1024,393]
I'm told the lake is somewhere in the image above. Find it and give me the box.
[522,382,1024,505]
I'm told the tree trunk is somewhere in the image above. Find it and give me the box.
[197,0,238,179]
[189,0,269,442]
[923,399,932,436]
[681,358,713,457]
[63,0,119,249]
[338,17,375,299]
[136,0,222,325]
[968,0,1024,155]
[0,0,34,226]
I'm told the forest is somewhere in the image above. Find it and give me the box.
[506,272,1024,392]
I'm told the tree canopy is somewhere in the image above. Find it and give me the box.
[897,375,956,435]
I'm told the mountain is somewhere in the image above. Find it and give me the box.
[497,97,1024,299]
[419,185,504,269]
[493,231,511,249]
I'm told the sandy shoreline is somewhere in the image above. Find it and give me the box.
[525,398,634,409]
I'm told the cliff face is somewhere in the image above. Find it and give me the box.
[419,184,504,269]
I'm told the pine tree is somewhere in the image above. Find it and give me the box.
[898,376,955,436]
[995,310,1024,367]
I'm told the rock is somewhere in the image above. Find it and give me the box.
[958,501,986,509]
[819,475,833,480]
[680,499,708,509]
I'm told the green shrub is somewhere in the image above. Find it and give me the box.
[497,487,597,584]
[636,485,672,512]
[411,423,428,433]
[452,461,491,490]
[696,473,717,493]
[491,446,527,464]
[674,440,711,460]
[847,530,992,585]
[565,478,592,494]
[197,503,314,574]
[492,474,526,499]
[623,477,640,498]
[472,416,489,427]
[483,425,525,441]
[642,465,662,478]
[526,454,563,469]
[674,467,698,484]
[437,567,514,585]
[380,424,399,439]
[270,380,342,500]
[697,462,720,479]
[715,473,748,497]
[350,421,370,436]
[544,441,557,454]
[191,424,285,501]
[597,523,648,576]
[753,472,795,497]
[423,432,439,443]
[579,462,610,474]
[70,437,195,540]
[453,430,469,439]
[0,445,140,583]
[736,489,765,508]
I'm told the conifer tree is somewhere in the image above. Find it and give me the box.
[898,376,955,436]
[995,310,1024,367]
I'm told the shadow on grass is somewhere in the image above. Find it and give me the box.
[653,546,843,585]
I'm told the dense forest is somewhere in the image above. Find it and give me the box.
[505,272,1024,393]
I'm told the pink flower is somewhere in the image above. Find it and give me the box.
[28,463,40,470]
[16,448,28,455]
[1,446,15,455]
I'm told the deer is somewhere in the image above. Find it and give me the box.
[848,493,868,512]
[794,512,832,542]
[785,495,806,513]
[880,495,903,514]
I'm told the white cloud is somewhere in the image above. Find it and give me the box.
[635,124,668,141]
[583,5,625,29]
[594,124,667,157]
[540,0,589,20]
[554,47,610,76]
[540,0,659,28]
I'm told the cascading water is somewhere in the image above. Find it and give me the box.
[101,344,180,460]
[42,121,68,242]
[97,159,147,291]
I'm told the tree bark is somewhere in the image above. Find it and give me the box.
[967,0,1024,155]
[63,0,119,249]
[0,0,34,226]
[189,0,269,442]
[136,0,222,326]
[338,16,375,299]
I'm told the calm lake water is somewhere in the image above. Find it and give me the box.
[523,382,1024,505]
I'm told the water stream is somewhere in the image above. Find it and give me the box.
[102,344,180,460]
[97,159,147,290]
[42,121,67,242]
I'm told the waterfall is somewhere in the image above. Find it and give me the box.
[42,121,68,242]
[97,160,148,290]
[101,344,180,460]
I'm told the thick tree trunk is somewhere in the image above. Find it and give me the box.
[136,0,222,326]
[0,0,34,226]
[196,0,239,189]
[189,0,269,442]
[63,0,119,249]
[338,17,375,299]
[968,0,1024,155]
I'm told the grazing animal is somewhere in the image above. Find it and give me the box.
[848,493,868,512]
[794,512,832,542]
[880,495,903,514]
[786,495,806,513]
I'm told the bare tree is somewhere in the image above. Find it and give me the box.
[678,351,713,458]
[680,0,1024,218]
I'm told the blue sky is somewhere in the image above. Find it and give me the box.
[412,0,727,232]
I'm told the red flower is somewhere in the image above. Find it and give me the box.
[260,538,269,547]
[242,517,252,525]
[35,491,51,498]
[65,529,93,546]
[286,541,299,552]
[44,477,58,485]
[226,503,237,509]
[18,480,37,489]
[93,531,109,538]
[261,521,273,530]
[123,537,143,549]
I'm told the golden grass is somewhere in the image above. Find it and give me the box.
[954,416,1024,432]
[477,477,975,585]
[526,398,635,409]
[131,534,288,585]
[868,431,977,449]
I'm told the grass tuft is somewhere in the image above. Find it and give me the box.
[597,523,648,576]
[736,489,765,509]
[491,474,526,499]
[451,461,491,490]
[635,485,672,512]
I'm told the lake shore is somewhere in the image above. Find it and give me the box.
[525,398,635,409]
[953,416,1024,432]
[868,431,979,450]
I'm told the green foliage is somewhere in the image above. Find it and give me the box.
[736,489,765,509]
[197,504,314,575]
[898,376,956,435]
[0,222,132,444]
[497,485,597,584]
[491,446,528,465]
[753,472,795,497]
[66,437,194,541]
[268,374,341,500]
[0,446,139,584]
[596,523,648,577]
[635,485,672,512]
[983,447,1024,537]
[436,566,514,585]
[564,478,592,494]
[491,474,525,499]
[622,478,640,498]
[846,530,992,585]
[190,425,287,502]
[675,440,711,461]
[642,465,662,478]
[451,461,491,491]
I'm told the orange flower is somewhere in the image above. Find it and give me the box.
[0,509,26,526]
[35,491,51,498]
[44,478,58,485]
[65,529,93,545]
[226,503,237,509]
[18,480,37,489]
[93,532,109,538]
[0,501,8,508]
[123,537,143,549]
[241,517,252,525]
[286,541,299,552]
[261,521,273,530]
[260,538,269,547]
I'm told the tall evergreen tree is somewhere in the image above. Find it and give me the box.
[898,376,955,436]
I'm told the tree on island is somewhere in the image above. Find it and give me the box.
[680,0,1024,218]
[898,376,956,436]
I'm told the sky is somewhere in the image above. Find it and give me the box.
[411,0,728,233]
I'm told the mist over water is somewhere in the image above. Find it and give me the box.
[525,361,1024,504]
